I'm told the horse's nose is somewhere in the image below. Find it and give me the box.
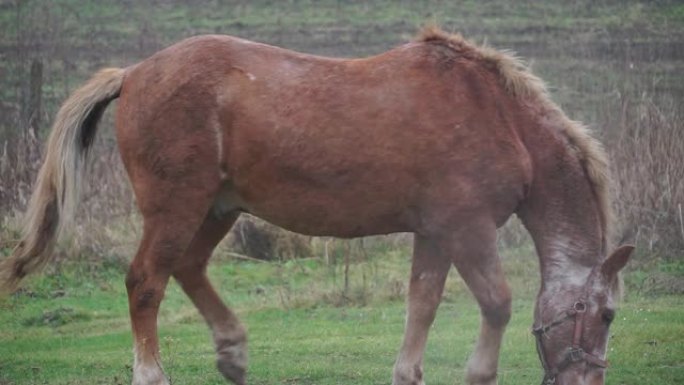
[585,366,606,385]
[554,365,588,385]
[554,364,606,385]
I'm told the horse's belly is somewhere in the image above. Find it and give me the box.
[236,182,413,237]
[218,133,528,237]
[250,207,408,238]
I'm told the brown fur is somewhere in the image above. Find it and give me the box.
[1,28,631,385]
[417,26,619,298]
[417,26,613,250]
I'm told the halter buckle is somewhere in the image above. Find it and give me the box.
[568,347,585,363]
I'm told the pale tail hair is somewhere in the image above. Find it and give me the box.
[0,68,124,292]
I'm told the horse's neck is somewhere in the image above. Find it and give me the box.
[517,115,605,293]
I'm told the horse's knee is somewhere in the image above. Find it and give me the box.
[479,289,511,328]
[126,267,165,310]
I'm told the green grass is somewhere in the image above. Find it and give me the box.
[1,252,682,385]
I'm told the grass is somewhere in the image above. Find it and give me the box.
[0,250,682,385]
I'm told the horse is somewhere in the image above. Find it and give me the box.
[0,26,632,385]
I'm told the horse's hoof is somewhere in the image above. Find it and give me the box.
[217,359,246,385]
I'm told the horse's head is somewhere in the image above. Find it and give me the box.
[533,245,633,385]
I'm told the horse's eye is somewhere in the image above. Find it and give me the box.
[602,309,615,325]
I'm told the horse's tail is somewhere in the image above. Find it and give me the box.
[0,68,125,292]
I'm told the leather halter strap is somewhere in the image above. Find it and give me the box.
[532,301,608,385]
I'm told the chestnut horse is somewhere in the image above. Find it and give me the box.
[0,27,632,385]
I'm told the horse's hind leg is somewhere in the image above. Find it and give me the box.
[126,210,211,385]
[450,219,511,385]
[393,234,451,385]
[124,162,222,385]
[172,211,247,385]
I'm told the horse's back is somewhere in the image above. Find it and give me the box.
[116,34,532,237]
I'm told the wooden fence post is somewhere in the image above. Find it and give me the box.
[27,59,43,137]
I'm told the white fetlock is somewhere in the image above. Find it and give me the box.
[132,349,169,385]
[132,362,169,385]
[393,362,426,385]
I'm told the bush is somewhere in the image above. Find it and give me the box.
[608,94,684,259]
[228,215,313,261]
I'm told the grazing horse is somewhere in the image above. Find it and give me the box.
[0,27,632,385]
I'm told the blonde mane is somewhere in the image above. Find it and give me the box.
[416,26,614,251]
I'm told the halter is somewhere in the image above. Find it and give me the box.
[532,301,608,385]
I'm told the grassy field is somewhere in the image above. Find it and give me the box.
[0,252,683,385]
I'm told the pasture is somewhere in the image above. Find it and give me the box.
[0,1,683,384]
[1,252,683,384]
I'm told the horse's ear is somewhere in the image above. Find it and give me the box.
[601,245,634,279]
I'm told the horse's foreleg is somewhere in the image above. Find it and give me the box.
[173,212,248,385]
[451,221,511,385]
[393,235,451,385]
